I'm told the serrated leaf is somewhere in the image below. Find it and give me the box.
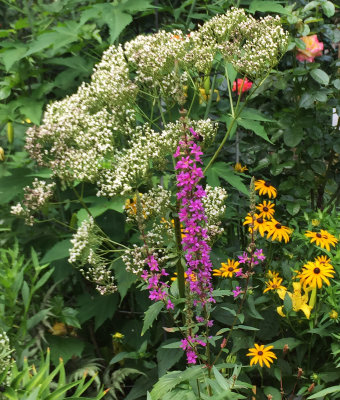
[310,69,329,86]
[238,118,273,144]
[142,301,164,336]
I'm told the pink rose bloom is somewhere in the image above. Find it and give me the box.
[296,35,324,62]
[232,78,253,94]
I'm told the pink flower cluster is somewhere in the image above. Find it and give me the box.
[296,35,323,63]
[141,255,174,310]
[174,128,214,307]
[238,248,265,267]
[180,335,207,364]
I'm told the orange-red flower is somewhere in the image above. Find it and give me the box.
[232,78,253,94]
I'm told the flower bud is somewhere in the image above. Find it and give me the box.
[308,383,315,393]
[0,147,4,161]
[221,338,227,349]
[297,367,303,378]
[283,344,289,355]
[7,122,14,144]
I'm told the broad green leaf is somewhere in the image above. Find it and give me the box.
[1,45,27,71]
[41,239,71,263]
[310,69,330,86]
[286,202,300,216]
[303,1,318,12]
[142,301,164,336]
[249,1,290,14]
[263,386,282,400]
[111,260,137,303]
[308,385,340,399]
[283,127,304,147]
[238,118,273,144]
[269,337,302,350]
[48,336,85,366]
[209,162,249,195]
[157,340,184,377]
[239,108,274,122]
[19,99,44,125]
[0,168,33,203]
[321,1,335,17]
[150,366,203,399]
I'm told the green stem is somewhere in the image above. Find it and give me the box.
[173,211,185,299]
[203,72,217,120]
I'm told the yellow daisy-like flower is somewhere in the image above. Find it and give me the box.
[266,270,280,279]
[314,255,333,268]
[243,213,269,237]
[254,180,277,199]
[329,310,338,320]
[256,200,275,220]
[125,194,146,218]
[297,260,335,289]
[234,162,248,173]
[213,259,240,278]
[305,230,338,251]
[266,219,292,243]
[263,277,286,293]
[247,344,277,368]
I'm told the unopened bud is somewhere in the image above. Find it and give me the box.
[221,338,227,349]
[7,122,14,144]
[267,395,273,400]
[283,344,289,355]
[0,147,4,161]
[308,383,315,393]
[297,367,303,379]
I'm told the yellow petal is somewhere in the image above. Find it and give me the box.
[277,306,286,317]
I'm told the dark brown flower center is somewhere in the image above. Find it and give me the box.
[257,217,264,224]
[275,223,281,229]
[264,181,271,187]
[313,267,321,274]
[263,207,269,212]
[316,233,322,238]
[272,284,277,289]
[228,267,234,272]
[258,351,263,356]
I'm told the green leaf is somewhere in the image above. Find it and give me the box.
[239,108,274,122]
[0,86,11,100]
[308,385,340,399]
[263,386,282,400]
[27,309,50,330]
[249,1,290,14]
[284,293,293,312]
[157,340,184,377]
[48,336,85,365]
[283,127,304,147]
[21,281,30,310]
[142,301,164,336]
[225,62,237,85]
[321,1,335,17]
[310,69,330,86]
[269,337,302,350]
[208,162,249,195]
[111,260,137,303]
[34,268,54,291]
[1,45,27,71]
[286,202,300,216]
[41,239,71,263]
[19,99,44,125]
[212,366,229,390]
[237,119,273,144]
[0,168,33,204]
[150,366,203,399]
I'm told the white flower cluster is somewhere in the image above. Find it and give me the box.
[69,217,117,294]
[26,45,137,184]
[97,119,217,197]
[25,8,287,193]
[197,8,289,78]
[202,185,228,240]
[10,178,55,225]
[0,330,13,386]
